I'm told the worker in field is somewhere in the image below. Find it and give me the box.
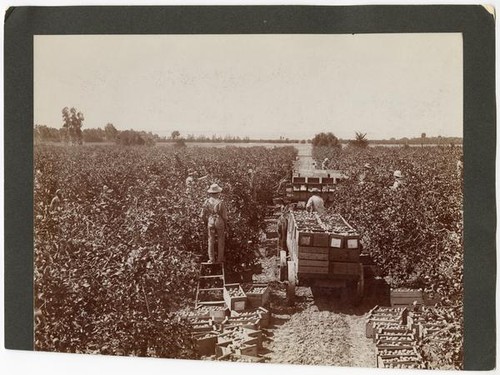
[306,188,325,214]
[49,189,63,213]
[185,168,209,192]
[390,170,404,190]
[359,163,371,185]
[277,203,289,253]
[200,183,228,264]
[456,156,463,179]
[321,157,329,170]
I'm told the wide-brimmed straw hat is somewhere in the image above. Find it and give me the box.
[310,187,321,193]
[393,170,402,178]
[207,183,223,194]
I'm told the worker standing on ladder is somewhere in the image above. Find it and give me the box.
[200,183,228,264]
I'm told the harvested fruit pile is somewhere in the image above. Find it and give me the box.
[292,211,359,236]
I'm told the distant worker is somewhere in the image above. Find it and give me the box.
[306,188,325,214]
[49,189,62,213]
[185,168,209,191]
[359,163,371,185]
[200,183,228,264]
[456,156,463,179]
[390,170,404,190]
[277,203,289,254]
[321,157,329,170]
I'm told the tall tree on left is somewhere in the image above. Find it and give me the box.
[62,107,84,145]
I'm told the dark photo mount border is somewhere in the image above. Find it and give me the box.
[4,5,496,370]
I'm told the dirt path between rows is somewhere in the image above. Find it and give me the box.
[252,251,377,368]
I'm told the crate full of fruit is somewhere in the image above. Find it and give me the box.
[192,331,218,356]
[245,284,270,308]
[224,283,247,311]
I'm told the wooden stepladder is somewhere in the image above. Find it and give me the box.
[195,262,226,308]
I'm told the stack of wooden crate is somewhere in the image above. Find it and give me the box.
[366,306,425,369]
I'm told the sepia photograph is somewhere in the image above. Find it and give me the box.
[31,32,466,370]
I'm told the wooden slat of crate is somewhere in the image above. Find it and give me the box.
[299,246,329,255]
[376,346,419,359]
[297,259,329,267]
[330,262,361,275]
[297,265,329,274]
[391,289,423,298]
[298,252,329,260]
[329,248,360,262]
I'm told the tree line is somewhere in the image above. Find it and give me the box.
[34,107,462,146]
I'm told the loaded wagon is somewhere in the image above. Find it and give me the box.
[279,211,364,303]
[283,171,348,204]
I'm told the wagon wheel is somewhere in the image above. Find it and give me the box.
[286,260,296,305]
[279,250,288,282]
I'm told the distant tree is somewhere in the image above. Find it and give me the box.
[421,132,426,147]
[348,132,369,149]
[116,130,145,146]
[34,125,62,143]
[62,107,84,145]
[105,123,118,141]
[171,130,180,140]
[311,132,342,148]
[82,128,106,143]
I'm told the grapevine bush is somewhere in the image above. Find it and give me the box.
[314,145,463,369]
[34,144,296,357]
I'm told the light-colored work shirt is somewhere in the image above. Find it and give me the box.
[306,195,325,214]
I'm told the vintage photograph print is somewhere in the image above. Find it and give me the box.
[33,33,464,369]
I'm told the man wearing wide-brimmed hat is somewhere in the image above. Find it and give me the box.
[200,183,228,263]
[391,170,404,190]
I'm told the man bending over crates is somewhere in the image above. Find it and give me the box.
[200,183,228,264]
[306,188,325,214]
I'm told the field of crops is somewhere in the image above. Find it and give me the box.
[34,143,463,368]
[34,144,296,357]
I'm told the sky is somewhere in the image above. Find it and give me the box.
[34,33,462,140]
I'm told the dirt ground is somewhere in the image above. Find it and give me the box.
[253,244,379,369]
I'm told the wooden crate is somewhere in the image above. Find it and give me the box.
[298,232,313,246]
[378,356,421,369]
[390,289,424,307]
[224,284,247,311]
[375,342,416,350]
[193,332,218,356]
[313,232,329,247]
[236,344,258,357]
[376,346,419,359]
[245,284,271,308]
[366,319,402,338]
[222,317,261,331]
[375,333,415,345]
